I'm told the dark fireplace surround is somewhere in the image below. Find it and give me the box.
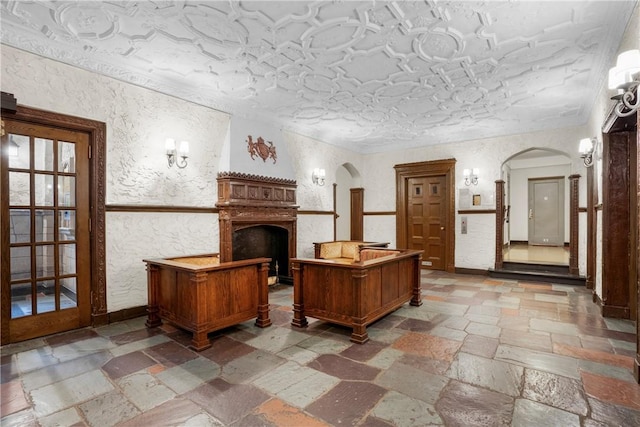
[216,172,298,283]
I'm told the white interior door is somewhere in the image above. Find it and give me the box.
[528,178,564,246]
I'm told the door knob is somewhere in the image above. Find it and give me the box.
[528,209,533,219]
[440,227,445,230]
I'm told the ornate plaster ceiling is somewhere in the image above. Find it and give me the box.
[0,1,636,153]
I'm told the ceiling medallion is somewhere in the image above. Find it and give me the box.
[247,135,277,164]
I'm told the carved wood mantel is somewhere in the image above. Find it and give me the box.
[216,172,298,274]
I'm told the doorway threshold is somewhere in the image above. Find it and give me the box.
[488,261,585,286]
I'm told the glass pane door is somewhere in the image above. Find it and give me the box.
[2,120,90,342]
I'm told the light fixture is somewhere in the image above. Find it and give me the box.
[312,168,325,186]
[608,49,640,118]
[463,168,479,186]
[579,137,596,167]
[8,135,19,157]
[165,138,189,168]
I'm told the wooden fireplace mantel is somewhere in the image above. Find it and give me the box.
[216,172,298,272]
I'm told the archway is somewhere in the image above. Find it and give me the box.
[501,147,572,266]
[335,163,361,240]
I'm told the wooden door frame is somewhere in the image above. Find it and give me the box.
[395,159,456,273]
[1,101,107,345]
[350,188,364,241]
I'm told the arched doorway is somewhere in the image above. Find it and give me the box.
[335,163,362,241]
[501,148,572,267]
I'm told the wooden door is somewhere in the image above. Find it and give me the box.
[1,120,91,343]
[528,177,564,246]
[408,176,447,270]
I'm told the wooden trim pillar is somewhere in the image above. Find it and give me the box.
[586,165,596,289]
[495,180,505,270]
[350,188,364,241]
[568,174,580,276]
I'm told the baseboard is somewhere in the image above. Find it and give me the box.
[601,304,631,319]
[455,267,488,276]
[107,305,148,323]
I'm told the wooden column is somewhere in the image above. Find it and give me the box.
[635,112,640,384]
[350,188,364,241]
[494,180,505,270]
[568,174,580,276]
[586,165,596,290]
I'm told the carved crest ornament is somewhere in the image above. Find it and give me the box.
[247,135,277,164]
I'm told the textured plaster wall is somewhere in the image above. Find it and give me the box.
[1,45,226,311]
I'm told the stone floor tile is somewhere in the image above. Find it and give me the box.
[78,390,140,427]
[522,369,588,416]
[253,361,339,408]
[340,340,386,362]
[102,350,156,379]
[451,289,477,298]
[604,318,636,334]
[500,329,552,352]
[0,380,30,418]
[371,390,442,426]
[392,332,462,361]
[155,357,220,394]
[37,408,84,427]
[296,335,352,354]
[117,372,176,411]
[436,380,514,427]
[366,348,405,370]
[366,327,406,344]
[428,326,468,341]
[0,409,38,427]
[512,398,580,427]
[185,378,270,425]
[534,293,569,304]
[465,321,501,338]
[307,354,380,380]
[396,317,439,333]
[144,341,199,367]
[276,345,319,365]
[551,333,582,348]
[495,344,579,379]
[221,349,285,384]
[581,371,640,410]
[398,353,452,376]
[554,342,635,370]
[253,398,331,427]
[245,327,311,353]
[588,397,640,426]
[421,300,469,316]
[21,351,111,392]
[31,370,114,417]
[497,315,530,332]
[578,359,637,383]
[51,337,117,363]
[467,305,502,317]
[198,335,256,365]
[448,352,523,396]
[118,398,219,427]
[375,361,448,404]
[45,329,98,347]
[465,313,499,325]
[305,380,387,426]
[109,334,172,357]
[15,347,59,374]
[460,334,499,359]
[108,327,166,345]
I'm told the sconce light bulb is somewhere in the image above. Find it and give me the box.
[165,138,176,152]
[179,140,189,155]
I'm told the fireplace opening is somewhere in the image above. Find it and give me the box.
[232,225,291,284]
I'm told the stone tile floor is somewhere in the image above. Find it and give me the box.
[1,270,639,426]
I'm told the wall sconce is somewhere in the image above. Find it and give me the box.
[8,135,19,157]
[608,49,640,118]
[312,168,326,186]
[579,137,596,167]
[463,168,479,186]
[165,138,189,169]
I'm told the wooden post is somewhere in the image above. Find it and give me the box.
[495,180,505,270]
[568,174,580,276]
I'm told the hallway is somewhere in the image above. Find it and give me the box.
[1,270,639,426]
[503,243,570,265]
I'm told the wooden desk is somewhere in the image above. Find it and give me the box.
[144,254,271,351]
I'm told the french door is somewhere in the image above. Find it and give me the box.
[1,119,91,343]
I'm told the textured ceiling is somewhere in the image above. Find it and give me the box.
[0,1,636,153]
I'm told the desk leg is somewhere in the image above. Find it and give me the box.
[145,264,162,328]
[256,261,272,328]
[291,262,308,328]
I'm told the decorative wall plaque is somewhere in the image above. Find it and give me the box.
[247,135,277,164]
